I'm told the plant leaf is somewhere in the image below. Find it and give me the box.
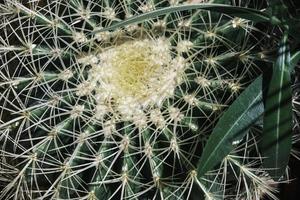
[197,76,264,178]
[290,51,300,71]
[93,4,272,33]
[261,33,292,180]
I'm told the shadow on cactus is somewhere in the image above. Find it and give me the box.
[0,0,297,200]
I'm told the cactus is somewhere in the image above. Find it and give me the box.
[0,0,293,199]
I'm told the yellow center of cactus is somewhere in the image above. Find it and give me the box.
[108,40,163,97]
[86,38,187,122]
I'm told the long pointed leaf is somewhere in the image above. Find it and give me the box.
[290,51,300,71]
[197,76,264,178]
[93,4,272,33]
[261,33,292,180]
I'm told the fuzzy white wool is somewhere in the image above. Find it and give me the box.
[86,38,186,120]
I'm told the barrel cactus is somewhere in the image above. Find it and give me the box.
[0,0,295,199]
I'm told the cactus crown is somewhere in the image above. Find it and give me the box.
[83,37,184,123]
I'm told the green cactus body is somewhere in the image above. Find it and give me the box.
[0,0,279,199]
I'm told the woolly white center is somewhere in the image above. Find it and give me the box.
[87,38,186,122]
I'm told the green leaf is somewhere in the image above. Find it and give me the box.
[197,76,264,178]
[261,33,292,180]
[290,51,300,71]
[93,4,272,33]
